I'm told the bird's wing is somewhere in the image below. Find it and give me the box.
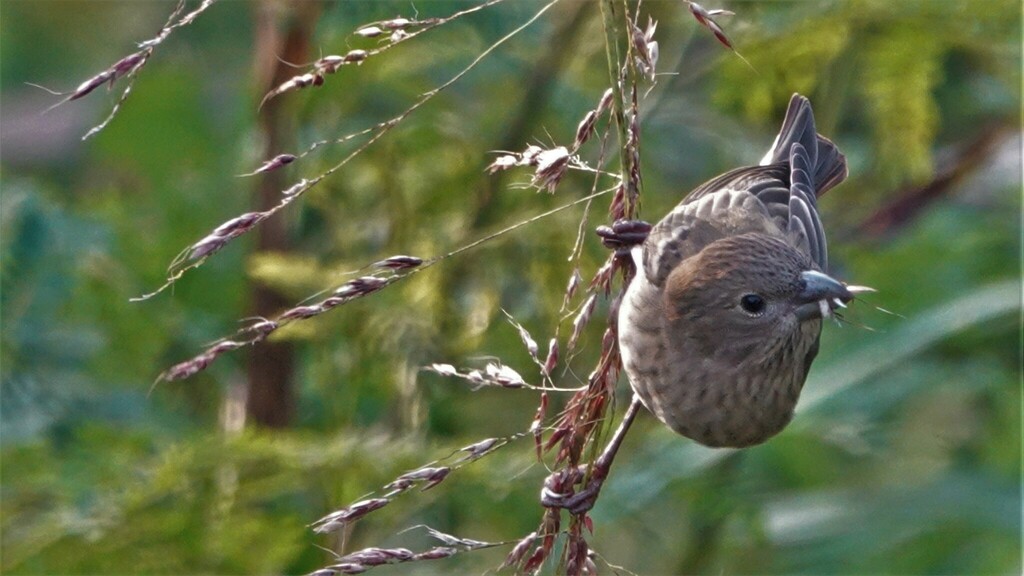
[643,95,847,285]
[642,161,826,286]
[787,142,827,269]
[763,94,847,270]
[642,179,785,287]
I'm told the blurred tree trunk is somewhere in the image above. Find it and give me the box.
[246,0,322,428]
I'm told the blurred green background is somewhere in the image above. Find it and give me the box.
[1,0,1020,574]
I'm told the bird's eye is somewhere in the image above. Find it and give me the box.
[739,293,766,315]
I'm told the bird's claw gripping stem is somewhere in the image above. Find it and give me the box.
[539,396,644,516]
[596,219,651,254]
[540,465,607,515]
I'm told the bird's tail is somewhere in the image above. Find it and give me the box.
[759,94,848,196]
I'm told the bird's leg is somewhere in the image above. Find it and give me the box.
[595,219,651,255]
[540,395,644,515]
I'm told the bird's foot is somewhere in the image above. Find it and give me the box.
[596,219,651,254]
[539,397,644,516]
[540,465,607,516]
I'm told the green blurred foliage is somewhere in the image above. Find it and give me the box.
[1,0,1020,574]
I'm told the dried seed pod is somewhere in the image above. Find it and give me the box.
[356,26,384,38]
[317,55,345,74]
[188,235,226,261]
[314,498,390,532]
[568,294,597,351]
[505,314,539,359]
[325,563,366,575]
[394,466,447,482]
[486,154,518,174]
[260,73,317,109]
[522,546,549,574]
[631,19,659,80]
[383,466,451,491]
[319,296,345,309]
[574,110,598,149]
[459,437,500,460]
[162,353,213,381]
[465,370,487,387]
[424,527,491,550]
[427,363,458,377]
[533,146,570,193]
[644,16,658,42]
[380,17,412,30]
[384,478,415,493]
[373,255,423,270]
[565,269,582,302]
[241,153,296,177]
[535,146,569,170]
[601,327,616,355]
[531,392,548,458]
[351,276,388,293]
[342,547,415,566]
[413,547,457,561]
[596,88,614,116]
[544,425,569,451]
[631,21,652,66]
[209,340,243,355]
[66,51,146,104]
[503,532,537,568]
[114,51,146,72]
[422,467,451,490]
[484,363,526,388]
[629,112,641,145]
[687,1,738,50]
[520,145,543,165]
[266,152,297,166]
[609,184,626,220]
[542,339,559,378]
[282,178,309,196]
[589,259,615,290]
[280,305,321,320]
[213,212,262,237]
[565,535,589,576]
[246,319,278,335]
[344,49,368,64]
[69,73,114,101]
[335,276,388,298]
[333,284,357,298]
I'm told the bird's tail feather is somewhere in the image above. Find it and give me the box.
[760,94,847,196]
[811,134,847,196]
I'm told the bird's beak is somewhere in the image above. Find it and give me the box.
[794,270,853,322]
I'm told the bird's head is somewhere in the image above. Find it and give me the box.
[662,232,853,365]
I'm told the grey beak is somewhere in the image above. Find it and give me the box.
[795,270,852,321]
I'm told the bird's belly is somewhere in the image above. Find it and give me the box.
[648,370,801,448]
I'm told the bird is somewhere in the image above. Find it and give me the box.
[618,93,864,448]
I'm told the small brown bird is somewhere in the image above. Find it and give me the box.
[619,94,861,448]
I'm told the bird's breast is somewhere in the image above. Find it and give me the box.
[620,278,816,448]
